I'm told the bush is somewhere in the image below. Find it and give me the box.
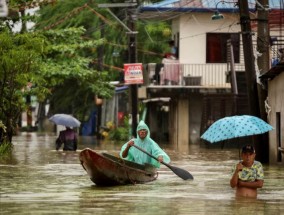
[101,116,130,141]
[0,140,13,156]
[108,126,129,141]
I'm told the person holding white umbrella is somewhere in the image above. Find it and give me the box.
[56,126,77,151]
[49,114,81,151]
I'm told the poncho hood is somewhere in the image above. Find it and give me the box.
[136,120,150,140]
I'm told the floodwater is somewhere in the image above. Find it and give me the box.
[0,132,284,215]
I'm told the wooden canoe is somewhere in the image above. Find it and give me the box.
[79,148,158,186]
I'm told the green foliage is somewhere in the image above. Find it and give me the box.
[137,21,172,63]
[37,27,115,118]
[34,0,171,67]
[108,116,130,141]
[0,121,7,133]
[0,0,173,138]
[0,141,13,156]
[34,1,118,118]
[0,28,47,140]
[108,126,129,141]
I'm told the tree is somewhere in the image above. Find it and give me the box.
[0,0,172,143]
[33,0,171,127]
[0,0,115,141]
[0,29,47,142]
[34,0,171,70]
[38,27,115,121]
[34,1,119,126]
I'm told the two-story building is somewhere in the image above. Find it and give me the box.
[136,0,283,154]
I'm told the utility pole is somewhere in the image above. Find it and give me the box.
[256,0,269,163]
[238,0,260,117]
[238,0,269,162]
[96,19,105,139]
[98,2,138,137]
[127,10,138,137]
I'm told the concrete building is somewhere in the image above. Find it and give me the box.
[136,0,283,156]
[261,62,284,164]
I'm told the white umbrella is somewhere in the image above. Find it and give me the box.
[49,114,81,128]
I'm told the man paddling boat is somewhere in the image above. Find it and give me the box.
[120,120,171,168]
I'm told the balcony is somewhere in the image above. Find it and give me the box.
[144,35,283,94]
[146,62,245,89]
[270,35,284,66]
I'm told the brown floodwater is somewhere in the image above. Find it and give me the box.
[0,132,284,215]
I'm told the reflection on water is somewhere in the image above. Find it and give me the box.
[0,132,284,214]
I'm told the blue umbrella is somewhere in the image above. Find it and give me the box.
[201,115,273,143]
[49,114,81,128]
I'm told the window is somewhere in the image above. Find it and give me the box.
[206,33,240,63]
[173,32,179,59]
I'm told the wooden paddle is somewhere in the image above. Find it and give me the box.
[133,144,194,180]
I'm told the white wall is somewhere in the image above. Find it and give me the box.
[267,72,284,164]
[174,12,241,64]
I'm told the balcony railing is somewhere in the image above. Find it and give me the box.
[146,34,284,87]
[271,35,284,66]
[147,62,245,88]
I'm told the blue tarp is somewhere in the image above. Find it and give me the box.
[115,86,129,93]
[81,110,96,136]
[81,86,128,136]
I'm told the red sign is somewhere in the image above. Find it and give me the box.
[124,63,143,84]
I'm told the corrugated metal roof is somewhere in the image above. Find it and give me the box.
[140,0,281,12]
[260,63,284,80]
[138,0,283,23]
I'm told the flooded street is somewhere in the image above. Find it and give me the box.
[1,132,284,214]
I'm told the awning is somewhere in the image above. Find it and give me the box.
[142,97,171,103]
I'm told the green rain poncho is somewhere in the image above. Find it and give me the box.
[120,120,170,168]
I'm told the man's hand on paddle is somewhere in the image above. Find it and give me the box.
[157,156,164,163]
[127,140,134,148]
[122,140,134,158]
